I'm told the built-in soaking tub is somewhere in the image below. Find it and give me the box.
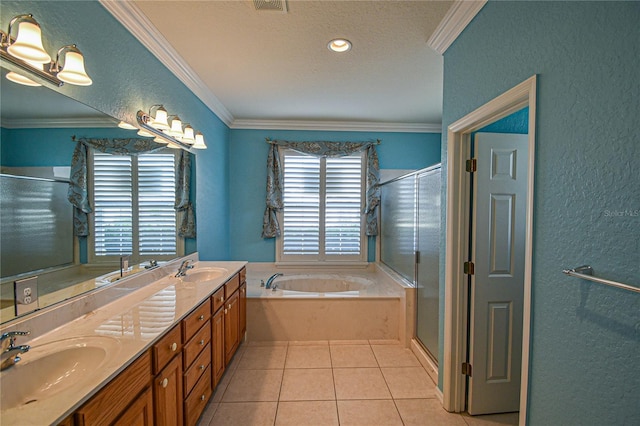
[245,264,414,343]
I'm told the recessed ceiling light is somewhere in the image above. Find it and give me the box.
[328,38,351,53]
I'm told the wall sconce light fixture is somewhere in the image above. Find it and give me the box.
[0,14,92,87]
[136,107,207,151]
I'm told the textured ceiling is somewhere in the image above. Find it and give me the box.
[132,0,453,127]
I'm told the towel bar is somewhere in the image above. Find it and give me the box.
[562,265,639,294]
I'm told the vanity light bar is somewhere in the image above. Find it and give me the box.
[136,110,205,151]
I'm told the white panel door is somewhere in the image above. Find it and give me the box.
[468,133,528,415]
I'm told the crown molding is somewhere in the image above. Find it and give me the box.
[99,0,234,126]
[230,119,442,133]
[1,117,118,129]
[427,0,487,55]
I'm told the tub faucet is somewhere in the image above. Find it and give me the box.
[1,331,30,371]
[265,273,283,289]
[175,260,194,277]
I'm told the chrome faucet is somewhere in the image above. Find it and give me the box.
[265,273,283,289]
[175,260,194,277]
[1,331,30,371]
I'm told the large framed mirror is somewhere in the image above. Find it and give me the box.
[0,66,183,324]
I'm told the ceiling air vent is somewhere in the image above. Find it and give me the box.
[252,0,288,13]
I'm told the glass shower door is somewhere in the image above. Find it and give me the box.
[416,167,441,361]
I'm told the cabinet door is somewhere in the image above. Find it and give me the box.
[239,282,246,338]
[224,290,240,364]
[153,353,184,426]
[114,386,154,426]
[212,307,225,386]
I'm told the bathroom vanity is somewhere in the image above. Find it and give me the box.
[0,257,247,426]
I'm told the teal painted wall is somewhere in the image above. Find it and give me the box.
[228,129,441,262]
[442,2,639,424]
[1,0,227,259]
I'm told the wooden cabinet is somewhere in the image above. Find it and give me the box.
[114,386,154,426]
[224,289,240,364]
[153,353,183,426]
[72,267,247,426]
[211,306,225,385]
[75,351,151,426]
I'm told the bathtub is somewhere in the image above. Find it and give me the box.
[245,264,414,344]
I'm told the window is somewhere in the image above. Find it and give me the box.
[277,149,366,263]
[89,151,182,264]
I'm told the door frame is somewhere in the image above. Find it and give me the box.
[442,75,537,426]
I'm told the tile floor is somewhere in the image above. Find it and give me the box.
[197,340,519,426]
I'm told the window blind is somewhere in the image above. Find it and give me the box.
[281,151,364,260]
[92,152,177,260]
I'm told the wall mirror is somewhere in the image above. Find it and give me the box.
[0,65,180,324]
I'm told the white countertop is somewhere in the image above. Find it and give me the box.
[0,259,246,425]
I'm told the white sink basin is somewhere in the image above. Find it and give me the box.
[180,267,228,283]
[0,336,120,410]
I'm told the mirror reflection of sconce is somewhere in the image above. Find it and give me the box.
[133,106,208,151]
[0,14,92,87]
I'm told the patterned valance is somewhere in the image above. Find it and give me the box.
[68,138,195,239]
[261,139,380,238]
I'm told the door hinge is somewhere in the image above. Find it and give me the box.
[464,261,475,275]
[466,158,477,173]
[462,362,473,377]
[415,251,421,264]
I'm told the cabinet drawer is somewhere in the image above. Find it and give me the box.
[184,342,211,397]
[212,286,225,312]
[184,366,212,426]
[225,273,240,299]
[239,267,246,284]
[153,324,182,374]
[183,320,211,369]
[182,299,211,342]
[75,351,151,426]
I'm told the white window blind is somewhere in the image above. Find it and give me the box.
[280,150,365,262]
[91,152,177,262]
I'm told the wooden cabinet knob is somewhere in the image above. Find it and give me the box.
[170,342,178,352]
[162,378,169,388]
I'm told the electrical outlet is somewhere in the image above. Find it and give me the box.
[14,276,38,316]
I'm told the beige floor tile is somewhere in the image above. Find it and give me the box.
[461,412,520,426]
[395,399,468,426]
[208,401,277,426]
[369,339,402,345]
[333,368,392,400]
[275,401,339,426]
[197,399,219,425]
[247,340,289,347]
[211,365,237,402]
[381,366,437,399]
[337,400,403,426]
[329,340,369,345]
[222,369,283,402]
[330,344,378,368]
[225,345,247,373]
[285,345,332,368]
[237,345,288,369]
[289,340,329,346]
[371,344,421,367]
[280,368,336,401]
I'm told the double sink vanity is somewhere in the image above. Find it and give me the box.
[0,255,247,425]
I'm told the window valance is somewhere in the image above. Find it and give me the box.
[261,139,380,239]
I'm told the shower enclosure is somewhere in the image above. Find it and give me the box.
[379,164,441,362]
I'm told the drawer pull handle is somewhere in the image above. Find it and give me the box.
[199,339,205,346]
[200,364,205,371]
[228,304,231,310]
[224,309,227,314]
[219,296,224,302]
[198,315,204,321]
[200,394,206,401]
[162,378,169,388]
[170,342,178,352]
